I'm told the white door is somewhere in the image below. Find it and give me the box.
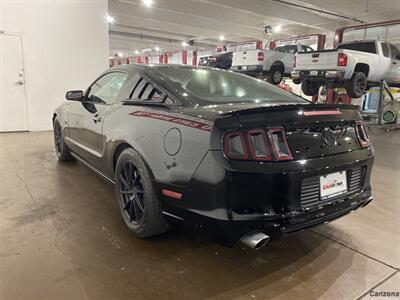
[0,33,28,132]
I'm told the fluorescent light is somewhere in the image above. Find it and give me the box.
[142,0,153,7]
[182,41,187,47]
[134,50,140,55]
[155,46,160,51]
[219,35,224,41]
[117,52,123,57]
[106,15,114,24]
[274,25,282,33]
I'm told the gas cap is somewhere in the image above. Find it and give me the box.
[164,128,182,156]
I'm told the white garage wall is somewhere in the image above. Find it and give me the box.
[0,0,109,131]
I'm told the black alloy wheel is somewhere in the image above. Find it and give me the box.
[119,161,145,224]
[53,118,74,161]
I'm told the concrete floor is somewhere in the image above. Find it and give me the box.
[0,129,399,300]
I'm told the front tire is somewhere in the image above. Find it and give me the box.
[292,78,301,85]
[53,117,74,161]
[345,72,367,98]
[301,79,321,96]
[115,148,170,238]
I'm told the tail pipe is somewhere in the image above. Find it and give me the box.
[240,232,270,249]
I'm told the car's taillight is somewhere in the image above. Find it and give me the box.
[209,56,217,62]
[355,121,370,148]
[247,129,272,160]
[223,127,293,161]
[268,127,294,161]
[257,51,264,61]
[223,131,248,159]
[337,52,347,67]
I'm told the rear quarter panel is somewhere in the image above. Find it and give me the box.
[102,103,213,186]
[344,50,379,81]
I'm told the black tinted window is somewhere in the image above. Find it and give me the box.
[390,44,400,59]
[130,78,147,99]
[87,72,128,104]
[337,42,377,54]
[381,43,390,57]
[156,67,307,104]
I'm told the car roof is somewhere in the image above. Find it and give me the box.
[109,63,220,73]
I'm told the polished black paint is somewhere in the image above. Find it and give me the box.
[54,64,374,246]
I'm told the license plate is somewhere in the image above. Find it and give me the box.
[310,70,318,76]
[242,66,248,70]
[320,171,347,200]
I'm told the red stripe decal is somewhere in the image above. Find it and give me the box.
[130,111,212,131]
[162,189,182,199]
[303,110,341,116]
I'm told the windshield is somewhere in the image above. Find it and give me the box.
[155,67,307,104]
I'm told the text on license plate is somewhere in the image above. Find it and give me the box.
[320,171,347,200]
[310,70,318,76]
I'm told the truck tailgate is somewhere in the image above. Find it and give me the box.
[296,50,339,70]
[232,49,262,67]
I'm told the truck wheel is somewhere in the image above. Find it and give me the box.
[345,72,367,98]
[292,78,301,85]
[301,79,321,96]
[267,67,283,85]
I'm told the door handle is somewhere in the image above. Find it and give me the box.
[92,114,102,123]
[15,80,24,85]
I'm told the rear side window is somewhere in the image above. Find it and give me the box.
[381,43,390,57]
[337,42,377,54]
[302,45,314,52]
[129,78,168,103]
[390,44,400,59]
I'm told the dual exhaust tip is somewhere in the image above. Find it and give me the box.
[240,232,270,250]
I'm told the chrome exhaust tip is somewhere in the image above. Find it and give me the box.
[240,232,270,250]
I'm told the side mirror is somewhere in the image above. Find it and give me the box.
[65,90,83,101]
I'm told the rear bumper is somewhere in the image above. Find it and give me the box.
[292,70,345,80]
[160,148,375,246]
[231,65,264,75]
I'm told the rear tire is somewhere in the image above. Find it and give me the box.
[115,148,170,238]
[53,117,74,161]
[345,72,367,98]
[301,79,321,96]
[266,66,283,85]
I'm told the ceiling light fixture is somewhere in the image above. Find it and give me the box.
[182,41,187,47]
[219,35,225,41]
[142,0,153,7]
[135,50,140,55]
[274,25,282,33]
[118,52,123,57]
[155,46,160,51]
[106,15,114,24]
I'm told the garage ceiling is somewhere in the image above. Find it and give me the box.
[109,0,400,56]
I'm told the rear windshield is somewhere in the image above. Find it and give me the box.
[337,42,377,54]
[155,67,307,104]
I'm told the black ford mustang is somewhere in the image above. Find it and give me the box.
[53,64,374,249]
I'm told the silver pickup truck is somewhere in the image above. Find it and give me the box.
[292,40,400,98]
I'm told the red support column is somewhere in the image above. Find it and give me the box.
[135,56,142,64]
[163,53,168,64]
[159,55,164,64]
[144,56,149,64]
[127,57,132,64]
[256,40,263,49]
[192,50,198,65]
[182,50,187,64]
[269,40,276,50]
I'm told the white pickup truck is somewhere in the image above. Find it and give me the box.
[292,40,400,98]
[231,44,314,85]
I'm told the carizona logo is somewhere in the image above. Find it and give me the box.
[323,179,343,190]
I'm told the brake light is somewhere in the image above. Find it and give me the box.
[268,128,294,161]
[337,52,347,67]
[355,121,370,148]
[257,51,264,61]
[209,56,217,62]
[223,131,248,160]
[223,127,293,161]
[247,129,272,160]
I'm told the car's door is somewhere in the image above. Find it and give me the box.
[68,71,128,167]
[385,43,400,85]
